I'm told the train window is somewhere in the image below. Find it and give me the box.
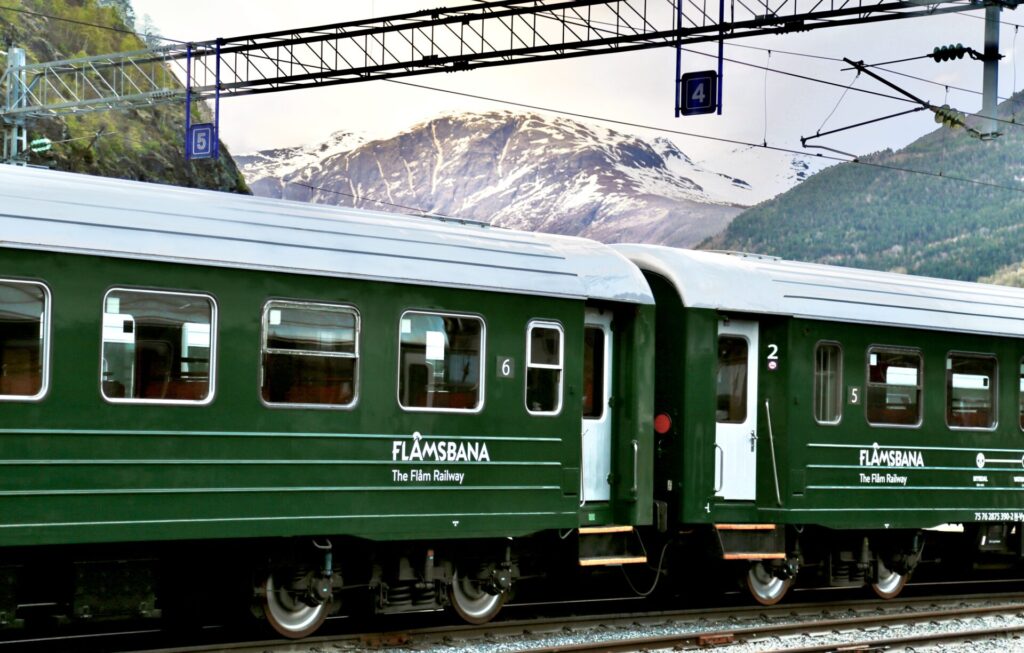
[398,311,484,412]
[866,347,922,427]
[0,279,49,401]
[101,289,215,404]
[946,354,996,430]
[526,321,563,415]
[260,301,358,408]
[813,342,843,425]
[583,327,605,419]
[716,336,748,424]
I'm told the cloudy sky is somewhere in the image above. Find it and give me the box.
[132,0,1022,191]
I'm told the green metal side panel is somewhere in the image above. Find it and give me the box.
[645,274,719,524]
[647,261,1024,531]
[0,248,618,547]
[772,318,1024,529]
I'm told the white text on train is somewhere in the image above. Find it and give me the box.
[858,447,924,467]
[391,439,491,462]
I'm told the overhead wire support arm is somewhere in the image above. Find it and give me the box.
[842,57,932,106]
[843,56,993,139]
[801,106,928,156]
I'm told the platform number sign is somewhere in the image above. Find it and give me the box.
[679,71,718,116]
[188,123,216,160]
[497,356,515,379]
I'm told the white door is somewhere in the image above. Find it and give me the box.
[714,320,759,501]
[582,309,612,503]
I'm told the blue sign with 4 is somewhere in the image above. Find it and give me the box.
[679,71,718,116]
[188,123,216,160]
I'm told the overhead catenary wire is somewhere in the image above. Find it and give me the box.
[8,1,1023,202]
[722,41,1008,101]
[542,6,1022,122]
[679,46,1024,130]
[815,71,861,134]
[386,78,1024,197]
[536,5,1013,102]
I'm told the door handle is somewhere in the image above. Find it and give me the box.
[750,429,758,452]
[714,444,724,492]
[631,439,639,495]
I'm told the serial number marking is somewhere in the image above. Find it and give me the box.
[975,512,1024,522]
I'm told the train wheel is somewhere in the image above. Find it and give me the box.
[448,571,506,624]
[263,571,328,639]
[871,561,908,600]
[746,561,792,606]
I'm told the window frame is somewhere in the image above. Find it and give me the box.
[396,309,486,414]
[812,340,843,426]
[99,286,218,406]
[945,351,998,432]
[0,278,51,403]
[582,323,608,421]
[715,334,750,425]
[864,345,923,429]
[259,299,361,411]
[524,319,564,416]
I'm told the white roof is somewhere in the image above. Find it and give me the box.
[0,167,652,305]
[614,244,1024,338]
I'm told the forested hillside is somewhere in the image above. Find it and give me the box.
[0,0,247,192]
[703,92,1024,282]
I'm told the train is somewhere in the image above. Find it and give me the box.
[0,165,1022,638]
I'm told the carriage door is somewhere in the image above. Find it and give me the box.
[714,320,759,501]
[582,309,612,503]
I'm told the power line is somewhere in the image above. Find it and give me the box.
[682,45,1024,130]
[545,7,1018,112]
[6,1,1019,197]
[386,78,1024,196]
[528,5,1011,102]
[960,10,1024,30]
[703,40,1010,101]
[0,4,184,44]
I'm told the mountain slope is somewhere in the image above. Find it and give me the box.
[1,0,248,192]
[239,111,748,247]
[704,93,1024,282]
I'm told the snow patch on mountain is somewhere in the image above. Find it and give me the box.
[237,111,810,247]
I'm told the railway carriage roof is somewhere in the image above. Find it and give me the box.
[0,167,652,304]
[615,244,1024,338]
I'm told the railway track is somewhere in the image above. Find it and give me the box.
[8,586,1019,653]
[513,601,1024,652]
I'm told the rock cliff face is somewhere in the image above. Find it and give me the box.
[237,111,751,247]
[1,0,248,193]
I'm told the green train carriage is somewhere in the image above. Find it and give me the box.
[618,245,1024,605]
[0,166,655,636]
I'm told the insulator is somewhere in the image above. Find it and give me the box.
[931,43,968,62]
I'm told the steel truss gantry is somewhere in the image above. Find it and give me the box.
[0,0,1013,159]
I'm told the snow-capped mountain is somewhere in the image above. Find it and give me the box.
[235,130,365,199]
[236,111,818,247]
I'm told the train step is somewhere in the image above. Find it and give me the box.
[578,525,648,566]
[714,523,785,559]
